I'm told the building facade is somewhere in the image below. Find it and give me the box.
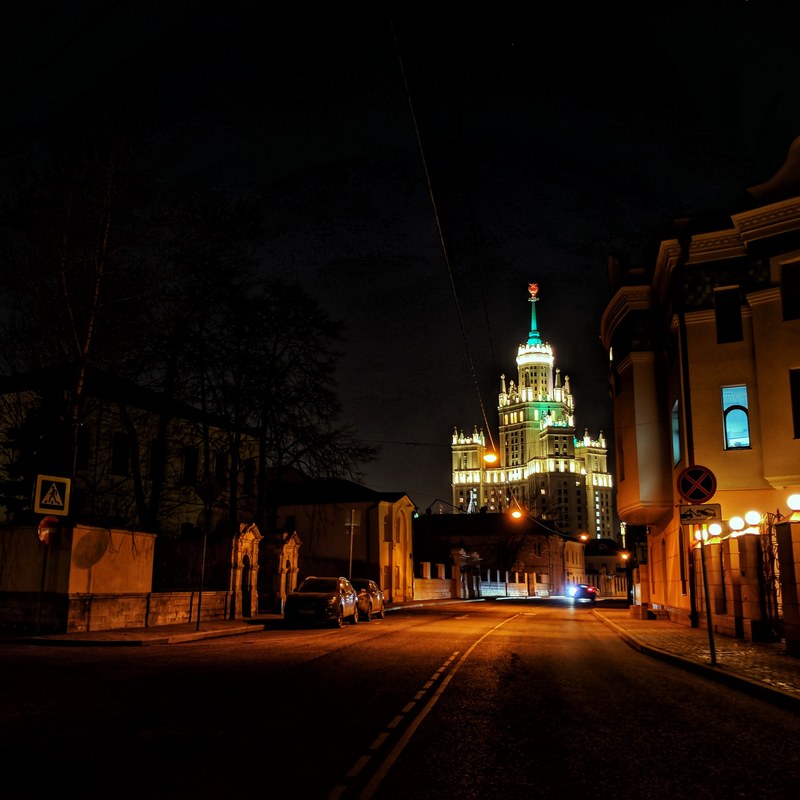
[269,479,415,606]
[451,284,614,539]
[600,177,800,641]
[0,368,414,629]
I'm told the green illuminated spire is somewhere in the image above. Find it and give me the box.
[527,282,541,345]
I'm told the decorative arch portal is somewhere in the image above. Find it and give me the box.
[231,523,263,618]
[256,531,302,613]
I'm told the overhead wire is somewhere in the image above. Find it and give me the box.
[390,19,497,455]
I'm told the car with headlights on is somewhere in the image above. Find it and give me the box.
[351,578,385,621]
[284,576,359,628]
[567,583,598,603]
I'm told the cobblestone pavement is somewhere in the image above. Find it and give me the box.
[593,608,800,712]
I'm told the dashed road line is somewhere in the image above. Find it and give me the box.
[329,614,520,799]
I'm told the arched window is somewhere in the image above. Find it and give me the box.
[722,385,750,449]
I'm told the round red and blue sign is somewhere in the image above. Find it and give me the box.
[677,465,717,503]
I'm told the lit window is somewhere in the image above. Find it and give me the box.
[722,385,750,449]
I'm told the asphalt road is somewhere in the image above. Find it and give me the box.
[2,600,799,799]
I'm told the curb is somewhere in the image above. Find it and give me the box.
[593,609,800,714]
[17,623,267,647]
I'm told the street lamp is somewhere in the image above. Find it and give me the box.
[620,550,632,604]
[727,494,800,642]
[507,493,531,521]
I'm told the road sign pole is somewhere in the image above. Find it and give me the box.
[36,544,48,634]
[698,525,717,666]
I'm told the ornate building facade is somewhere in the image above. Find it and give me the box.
[451,284,613,539]
[600,171,800,642]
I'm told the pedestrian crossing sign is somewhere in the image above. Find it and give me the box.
[34,474,71,516]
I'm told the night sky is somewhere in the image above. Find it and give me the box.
[3,1,800,512]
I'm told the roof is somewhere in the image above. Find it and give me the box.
[584,537,625,557]
[413,511,563,567]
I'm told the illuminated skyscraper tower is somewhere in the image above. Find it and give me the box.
[451,284,613,538]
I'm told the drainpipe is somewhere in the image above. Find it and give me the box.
[675,224,698,626]
[675,225,695,468]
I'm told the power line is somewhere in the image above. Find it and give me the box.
[390,19,497,455]
[365,439,449,448]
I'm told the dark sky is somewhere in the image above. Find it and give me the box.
[3,1,800,513]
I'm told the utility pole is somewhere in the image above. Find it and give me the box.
[345,509,360,580]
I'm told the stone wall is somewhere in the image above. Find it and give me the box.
[412,577,455,601]
[0,522,243,633]
[479,569,529,598]
[0,590,235,634]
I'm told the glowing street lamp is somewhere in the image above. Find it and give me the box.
[786,493,800,521]
[728,494,800,643]
[619,550,632,603]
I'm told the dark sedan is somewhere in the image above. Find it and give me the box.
[351,578,386,621]
[284,576,359,628]
[567,583,598,603]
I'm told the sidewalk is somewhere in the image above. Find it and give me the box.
[593,607,800,713]
[4,615,284,646]
[5,602,800,712]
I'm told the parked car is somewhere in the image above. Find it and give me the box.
[567,583,598,603]
[284,576,359,628]
[351,578,386,621]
